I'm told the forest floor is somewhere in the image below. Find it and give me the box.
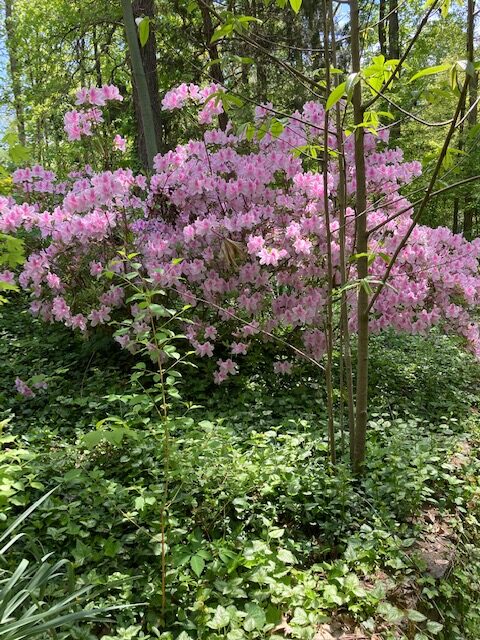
[0,302,479,640]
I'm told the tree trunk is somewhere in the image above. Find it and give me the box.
[463,0,477,240]
[92,26,103,87]
[350,0,370,474]
[198,0,228,130]
[378,0,387,56]
[132,0,165,164]
[4,0,26,145]
[388,0,401,139]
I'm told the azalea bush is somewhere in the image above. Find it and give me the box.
[1,83,479,384]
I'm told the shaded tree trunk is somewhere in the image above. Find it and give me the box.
[378,0,387,56]
[131,0,165,166]
[350,0,369,474]
[198,0,228,130]
[463,0,477,240]
[4,0,26,145]
[388,0,401,139]
[122,0,159,170]
[92,26,103,87]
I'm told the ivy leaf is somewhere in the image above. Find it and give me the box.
[426,621,444,634]
[377,602,404,624]
[190,554,205,577]
[243,603,266,631]
[290,607,308,625]
[207,605,230,629]
[277,548,296,564]
[407,609,427,622]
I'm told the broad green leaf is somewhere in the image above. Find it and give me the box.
[243,603,266,631]
[289,0,302,13]
[377,602,404,624]
[190,554,205,577]
[407,609,427,622]
[270,119,284,137]
[326,82,346,110]
[211,23,234,43]
[426,621,444,634]
[345,72,360,99]
[207,605,230,629]
[137,17,150,47]
[8,144,30,164]
[409,63,451,83]
[277,548,296,564]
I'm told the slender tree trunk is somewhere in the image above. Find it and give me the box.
[251,0,268,103]
[378,0,387,56]
[92,26,103,87]
[350,0,370,474]
[388,0,401,139]
[463,0,477,240]
[331,11,356,463]
[452,198,459,234]
[198,0,228,130]
[452,100,466,234]
[4,0,26,145]
[131,0,165,165]
[323,0,336,465]
[388,0,400,59]
[121,0,159,170]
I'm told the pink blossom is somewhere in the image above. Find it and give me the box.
[114,135,127,152]
[15,377,35,398]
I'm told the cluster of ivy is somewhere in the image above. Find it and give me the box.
[0,300,479,639]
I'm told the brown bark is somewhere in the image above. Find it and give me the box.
[379,0,387,56]
[388,0,400,59]
[131,0,165,167]
[350,0,369,474]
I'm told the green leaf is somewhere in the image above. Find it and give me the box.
[81,431,106,449]
[289,0,302,12]
[137,17,150,47]
[377,602,404,624]
[326,82,346,110]
[211,23,234,43]
[407,609,427,622]
[190,554,205,577]
[426,621,444,634]
[290,607,308,625]
[409,63,451,83]
[270,119,284,138]
[245,122,255,141]
[277,548,296,564]
[207,605,230,629]
[8,144,30,164]
[243,603,266,631]
[345,72,360,99]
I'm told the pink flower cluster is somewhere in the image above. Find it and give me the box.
[2,84,480,384]
[162,82,225,124]
[64,85,123,141]
[75,85,123,106]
